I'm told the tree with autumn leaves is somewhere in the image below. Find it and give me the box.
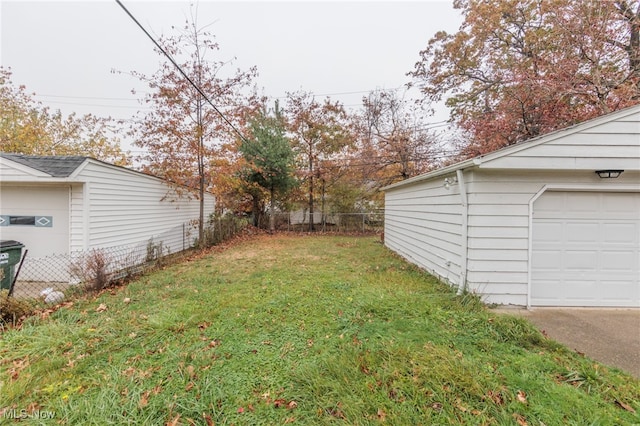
[410,0,640,156]
[0,67,128,165]
[126,15,258,244]
[284,92,355,231]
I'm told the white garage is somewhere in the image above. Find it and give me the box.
[0,154,216,287]
[383,105,640,307]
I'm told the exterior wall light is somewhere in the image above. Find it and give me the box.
[595,170,624,178]
[444,176,458,189]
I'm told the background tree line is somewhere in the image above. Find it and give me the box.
[2,0,638,235]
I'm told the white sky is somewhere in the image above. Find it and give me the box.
[1,0,462,127]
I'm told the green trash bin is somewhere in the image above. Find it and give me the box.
[0,240,24,291]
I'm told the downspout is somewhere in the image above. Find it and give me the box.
[456,169,469,295]
[527,185,549,309]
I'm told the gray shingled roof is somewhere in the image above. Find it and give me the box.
[0,153,88,177]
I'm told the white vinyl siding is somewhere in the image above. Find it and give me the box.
[483,111,640,170]
[69,183,85,252]
[76,161,215,254]
[385,176,464,285]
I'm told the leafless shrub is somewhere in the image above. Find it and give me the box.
[70,249,111,292]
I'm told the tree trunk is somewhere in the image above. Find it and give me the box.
[308,147,315,232]
[197,98,205,247]
[252,195,260,227]
[269,185,275,233]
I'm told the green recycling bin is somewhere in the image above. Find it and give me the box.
[0,240,24,291]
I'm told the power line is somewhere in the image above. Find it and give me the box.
[34,94,141,101]
[114,0,250,143]
[32,100,150,110]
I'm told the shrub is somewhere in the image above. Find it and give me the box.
[0,290,35,327]
[70,249,111,292]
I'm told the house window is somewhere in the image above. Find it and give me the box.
[9,216,36,226]
[0,215,53,227]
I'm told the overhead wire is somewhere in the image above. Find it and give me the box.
[114,0,250,143]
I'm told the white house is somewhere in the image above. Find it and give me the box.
[0,154,215,286]
[383,105,640,308]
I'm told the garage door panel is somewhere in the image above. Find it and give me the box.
[600,252,635,271]
[532,191,640,307]
[563,280,598,303]
[603,223,637,243]
[534,222,563,242]
[601,280,639,300]
[566,193,595,213]
[566,223,599,242]
[531,250,562,269]
[564,250,598,270]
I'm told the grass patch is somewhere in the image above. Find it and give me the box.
[1,235,638,424]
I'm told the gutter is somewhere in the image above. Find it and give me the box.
[381,158,478,191]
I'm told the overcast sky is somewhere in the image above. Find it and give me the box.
[1,0,462,127]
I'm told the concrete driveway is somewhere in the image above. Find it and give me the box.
[493,308,640,378]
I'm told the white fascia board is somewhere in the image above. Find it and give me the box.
[0,157,50,178]
[381,159,477,191]
[0,176,82,184]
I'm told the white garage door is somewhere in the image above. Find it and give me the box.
[531,191,640,307]
[0,185,70,258]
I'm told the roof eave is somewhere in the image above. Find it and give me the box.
[381,158,479,191]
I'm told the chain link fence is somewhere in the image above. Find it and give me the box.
[6,216,249,303]
[3,212,377,307]
[266,212,384,233]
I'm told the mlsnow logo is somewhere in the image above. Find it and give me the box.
[3,409,56,420]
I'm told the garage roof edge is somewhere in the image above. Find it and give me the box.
[381,103,640,192]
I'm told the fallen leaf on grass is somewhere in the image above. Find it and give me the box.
[186,365,196,379]
[166,414,181,426]
[324,406,346,419]
[96,303,107,312]
[486,389,504,405]
[517,390,527,404]
[513,413,528,426]
[615,400,636,413]
[287,401,298,410]
[139,391,150,408]
[185,382,195,391]
[202,413,214,426]
[377,408,386,421]
[9,357,30,381]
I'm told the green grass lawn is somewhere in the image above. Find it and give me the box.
[1,235,638,425]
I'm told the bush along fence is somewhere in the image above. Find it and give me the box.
[3,215,249,307]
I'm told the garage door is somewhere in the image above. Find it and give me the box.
[0,185,70,258]
[531,191,640,307]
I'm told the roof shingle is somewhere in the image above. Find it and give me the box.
[0,153,88,177]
